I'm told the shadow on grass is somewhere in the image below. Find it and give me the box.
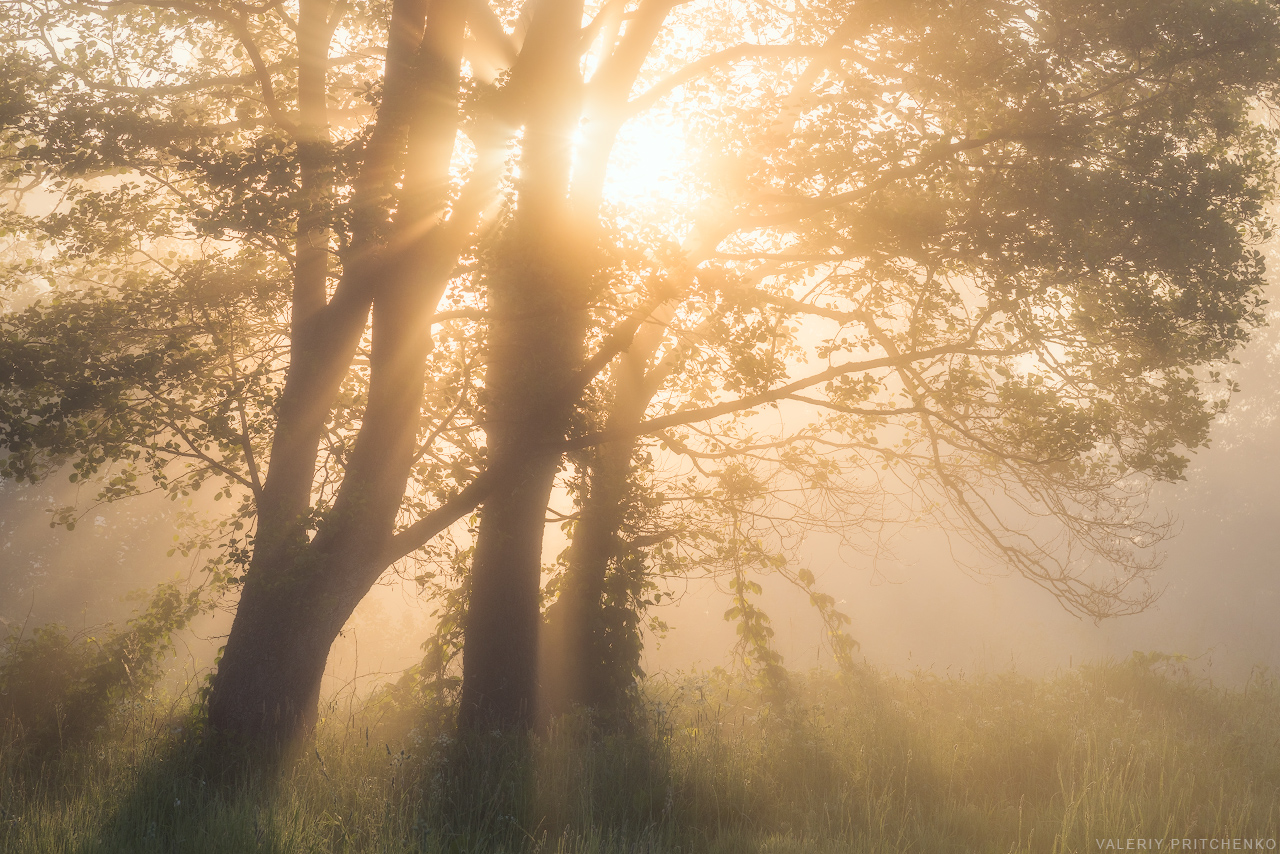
[68,716,679,853]
[73,734,297,854]
[4,659,1274,853]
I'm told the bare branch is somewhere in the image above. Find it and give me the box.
[382,470,494,564]
[567,339,1018,450]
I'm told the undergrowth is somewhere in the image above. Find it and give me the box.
[2,654,1277,853]
[0,582,205,754]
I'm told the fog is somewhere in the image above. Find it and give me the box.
[647,316,1280,684]
[4,316,1279,692]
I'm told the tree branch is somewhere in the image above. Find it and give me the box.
[626,43,839,117]
[381,470,494,564]
[566,340,1017,450]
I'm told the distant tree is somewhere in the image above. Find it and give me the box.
[1,0,1278,749]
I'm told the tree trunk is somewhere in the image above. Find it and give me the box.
[455,0,587,730]
[539,440,633,718]
[207,0,467,748]
[203,556,366,745]
[249,0,432,579]
[539,322,663,717]
[528,0,683,720]
[459,222,587,729]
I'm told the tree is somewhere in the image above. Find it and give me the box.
[543,0,1280,712]
[1,0,1278,748]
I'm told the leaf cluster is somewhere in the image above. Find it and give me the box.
[0,581,206,754]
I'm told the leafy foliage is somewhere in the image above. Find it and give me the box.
[0,581,206,753]
[2,0,1280,728]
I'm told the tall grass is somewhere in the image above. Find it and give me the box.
[2,655,1277,853]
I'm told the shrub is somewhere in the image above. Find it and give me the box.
[0,581,204,753]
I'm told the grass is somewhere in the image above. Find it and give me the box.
[2,654,1278,853]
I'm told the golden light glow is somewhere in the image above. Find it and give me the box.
[597,111,699,224]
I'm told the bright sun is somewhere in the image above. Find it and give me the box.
[600,111,694,212]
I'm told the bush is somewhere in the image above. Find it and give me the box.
[0,581,204,753]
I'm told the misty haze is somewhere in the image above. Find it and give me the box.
[2,0,1279,851]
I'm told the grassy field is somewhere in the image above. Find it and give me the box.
[2,655,1277,853]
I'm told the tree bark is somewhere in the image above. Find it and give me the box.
[459,221,588,729]
[210,0,676,741]
[539,316,665,716]
[538,440,633,718]
[459,0,685,729]
[457,0,587,730]
[207,0,468,747]
[245,0,431,582]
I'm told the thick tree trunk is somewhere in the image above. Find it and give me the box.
[456,0,586,731]
[203,556,367,745]
[207,0,467,748]
[459,222,587,730]
[459,456,562,729]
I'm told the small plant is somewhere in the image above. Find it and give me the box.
[0,581,205,754]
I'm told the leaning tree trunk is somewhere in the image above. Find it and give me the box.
[207,240,457,744]
[538,311,667,717]
[538,5,836,716]
[207,0,468,748]
[539,440,634,718]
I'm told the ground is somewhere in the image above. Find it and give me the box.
[2,656,1277,853]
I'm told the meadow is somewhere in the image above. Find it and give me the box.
[2,654,1277,853]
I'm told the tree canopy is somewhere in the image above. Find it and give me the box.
[1,0,1278,744]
